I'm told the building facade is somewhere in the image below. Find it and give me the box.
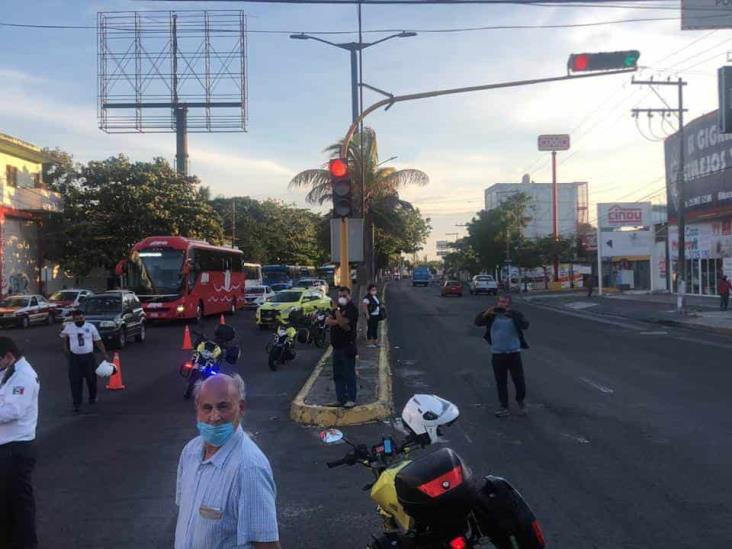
[484,180,589,238]
[0,132,63,296]
[664,110,732,296]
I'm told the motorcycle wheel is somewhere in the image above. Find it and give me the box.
[268,347,281,371]
[314,329,326,348]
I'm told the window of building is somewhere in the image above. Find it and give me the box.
[5,165,18,187]
[33,173,42,188]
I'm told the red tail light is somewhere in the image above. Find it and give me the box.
[532,520,546,547]
[183,361,193,370]
[416,465,463,498]
[449,536,468,549]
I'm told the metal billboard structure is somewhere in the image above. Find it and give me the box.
[97,11,248,175]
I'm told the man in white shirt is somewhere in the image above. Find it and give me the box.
[60,309,109,413]
[0,336,40,548]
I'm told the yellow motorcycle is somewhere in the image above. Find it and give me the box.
[321,394,546,549]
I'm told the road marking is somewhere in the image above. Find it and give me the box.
[578,376,615,394]
[561,433,590,444]
[640,331,668,335]
[565,302,599,310]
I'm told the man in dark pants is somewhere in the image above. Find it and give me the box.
[326,287,359,408]
[0,336,40,548]
[719,275,730,311]
[60,310,109,413]
[475,294,530,417]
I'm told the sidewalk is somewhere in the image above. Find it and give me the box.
[290,287,392,427]
[520,291,732,336]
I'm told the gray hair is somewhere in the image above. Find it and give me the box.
[193,373,246,403]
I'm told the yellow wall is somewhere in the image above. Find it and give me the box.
[0,151,42,189]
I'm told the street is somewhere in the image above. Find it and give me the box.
[24,280,732,548]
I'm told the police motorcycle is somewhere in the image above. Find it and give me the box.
[320,394,546,549]
[265,313,309,371]
[180,324,240,399]
[308,309,329,348]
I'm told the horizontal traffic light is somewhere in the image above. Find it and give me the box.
[567,50,640,73]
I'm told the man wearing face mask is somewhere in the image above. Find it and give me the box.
[175,374,280,549]
[325,286,359,408]
[0,336,40,549]
[60,309,109,414]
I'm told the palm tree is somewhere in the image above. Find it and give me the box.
[289,127,428,281]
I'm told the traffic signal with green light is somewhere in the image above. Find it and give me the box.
[329,158,352,218]
[567,50,640,73]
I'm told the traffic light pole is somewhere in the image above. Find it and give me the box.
[552,150,559,282]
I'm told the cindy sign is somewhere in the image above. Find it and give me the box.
[597,202,651,229]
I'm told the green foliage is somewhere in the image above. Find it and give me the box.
[42,154,223,276]
[210,197,330,266]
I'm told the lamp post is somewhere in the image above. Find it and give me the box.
[290,32,416,285]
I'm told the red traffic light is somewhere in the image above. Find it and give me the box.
[572,54,589,71]
[329,158,348,178]
[568,50,640,73]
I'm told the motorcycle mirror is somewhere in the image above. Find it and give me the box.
[319,429,344,445]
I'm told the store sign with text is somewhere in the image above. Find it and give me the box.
[597,202,652,229]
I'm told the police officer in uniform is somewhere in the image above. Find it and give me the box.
[0,336,40,548]
[60,309,109,413]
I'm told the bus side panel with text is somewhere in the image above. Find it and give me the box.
[116,236,245,320]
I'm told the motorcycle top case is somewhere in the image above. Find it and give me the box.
[473,476,545,549]
[394,447,475,526]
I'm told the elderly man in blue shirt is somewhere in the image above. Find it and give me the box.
[175,373,281,549]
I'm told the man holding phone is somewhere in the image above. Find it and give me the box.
[474,294,530,417]
[325,287,359,408]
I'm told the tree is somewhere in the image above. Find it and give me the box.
[43,155,223,276]
[210,197,330,266]
[289,127,429,280]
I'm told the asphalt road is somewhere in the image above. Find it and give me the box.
[21,282,732,548]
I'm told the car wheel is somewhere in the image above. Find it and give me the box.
[136,323,146,343]
[117,328,127,349]
[20,316,30,329]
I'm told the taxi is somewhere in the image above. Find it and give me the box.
[256,287,332,328]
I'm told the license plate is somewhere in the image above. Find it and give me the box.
[149,312,159,318]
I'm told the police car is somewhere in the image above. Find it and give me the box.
[0,295,58,328]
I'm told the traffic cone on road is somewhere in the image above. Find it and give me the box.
[219,314,226,325]
[106,352,125,390]
[182,325,193,351]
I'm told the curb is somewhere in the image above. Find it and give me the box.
[289,283,393,427]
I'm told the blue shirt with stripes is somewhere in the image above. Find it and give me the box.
[175,425,279,549]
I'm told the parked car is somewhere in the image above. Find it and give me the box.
[469,275,498,295]
[0,295,58,328]
[78,290,146,348]
[296,277,330,295]
[441,280,464,297]
[412,266,431,287]
[48,289,94,319]
[243,285,275,309]
[256,288,333,329]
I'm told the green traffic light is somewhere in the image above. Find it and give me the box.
[624,52,640,67]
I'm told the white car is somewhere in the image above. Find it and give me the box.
[469,275,498,295]
[243,285,275,308]
[296,278,329,295]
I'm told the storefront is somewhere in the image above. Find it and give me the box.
[665,110,732,296]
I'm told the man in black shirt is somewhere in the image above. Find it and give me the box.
[325,287,359,408]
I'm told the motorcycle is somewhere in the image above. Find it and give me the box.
[320,394,546,549]
[265,319,308,371]
[179,325,240,399]
[309,310,329,348]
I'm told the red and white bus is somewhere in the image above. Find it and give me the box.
[115,236,245,321]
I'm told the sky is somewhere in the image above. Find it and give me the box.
[0,0,728,260]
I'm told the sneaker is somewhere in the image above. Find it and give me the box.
[516,402,528,416]
[343,401,356,409]
[494,408,510,418]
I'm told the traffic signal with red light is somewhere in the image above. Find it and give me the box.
[567,50,640,73]
[329,158,352,218]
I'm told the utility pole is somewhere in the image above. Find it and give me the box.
[631,77,688,313]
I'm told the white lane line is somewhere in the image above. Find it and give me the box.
[578,376,615,394]
[640,331,668,335]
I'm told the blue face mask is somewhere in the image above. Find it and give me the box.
[197,421,236,447]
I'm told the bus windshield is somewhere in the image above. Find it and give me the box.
[264,271,289,283]
[128,248,185,295]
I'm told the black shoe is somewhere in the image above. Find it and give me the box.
[72,406,81,414]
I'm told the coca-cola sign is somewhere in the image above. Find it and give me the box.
[598,202,651,229]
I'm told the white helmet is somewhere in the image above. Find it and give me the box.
[401,394,459,444]
[95,360,117,378]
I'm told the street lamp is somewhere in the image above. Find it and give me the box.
[289,31,417,124]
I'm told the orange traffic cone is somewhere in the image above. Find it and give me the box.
[219,314,226,325]
[106,352,125,390]
[182,325,193,350]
